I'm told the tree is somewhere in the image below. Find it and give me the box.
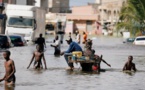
[116,0,145,36]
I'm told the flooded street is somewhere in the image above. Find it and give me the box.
[0,36,145,90]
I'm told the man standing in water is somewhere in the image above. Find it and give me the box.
[50,35,61,56]
[27,45,47,69]
[36,33,46,52]
[123,55,136,71]
[0,50,16,86]
[75,30,81,44]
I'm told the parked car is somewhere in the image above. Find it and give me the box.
[9,35,27,46]
[133,36,145,45]
[0,34,13,49]
[126,38,135,42]
[123,38,135,43]
[45,24,56,35]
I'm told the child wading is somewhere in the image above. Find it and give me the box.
[27,45,47,69]
[0,50,16,86]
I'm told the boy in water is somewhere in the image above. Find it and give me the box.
[123,55,136,71]
[0,50,16,86]
[27,45,47,69]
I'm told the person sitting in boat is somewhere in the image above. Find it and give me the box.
[81,41,95,71]
[91,50,111,72]
[60,37,83,70]
[123,55,136,72]
[83,42,92,57]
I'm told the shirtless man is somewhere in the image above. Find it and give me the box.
[27,45,47,69]
[123,55,136,71]
[0,50,16,86]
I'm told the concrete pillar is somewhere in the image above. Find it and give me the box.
[8,0,11,4]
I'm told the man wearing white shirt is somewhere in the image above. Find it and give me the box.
[76,30,81,44]
[51,35,61,56]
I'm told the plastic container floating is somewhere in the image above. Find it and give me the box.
[72,51,82,58]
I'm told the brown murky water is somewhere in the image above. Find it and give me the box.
[0,36,145,90]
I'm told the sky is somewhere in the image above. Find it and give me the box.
[70,0,95,7]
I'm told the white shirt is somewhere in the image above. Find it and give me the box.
[53,39,61,50]
[76,34,80,43]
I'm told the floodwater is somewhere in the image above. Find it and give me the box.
[0,36,145,90]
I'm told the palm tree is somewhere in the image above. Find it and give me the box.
[116,0,145,36]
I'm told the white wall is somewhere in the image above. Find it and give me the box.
[96,0,101,4]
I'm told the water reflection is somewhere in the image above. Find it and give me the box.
[123,71,136,76]
[0,37,145,90]
[5,85,15,90]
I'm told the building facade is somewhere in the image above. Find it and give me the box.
[49,0,69,13]
[98,0,125,24]
[66,5,101,35]
[91,0,125,35]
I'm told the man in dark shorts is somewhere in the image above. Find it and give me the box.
[123,55,136,71]
[0,50,16,86]
[36,34,46,52]
[27,45,47,69]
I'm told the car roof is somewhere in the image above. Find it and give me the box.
[136,36,145,38]
[9,35,23,37]
[0,34,8,36]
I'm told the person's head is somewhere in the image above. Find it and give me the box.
[3,50,11,60]
[36,45,41,52]
[86,44,91,50]
[66,37,72,45]
[83,31,86,35]
[85,39,92,49]
[39,34,43,37]
[128,55,133,62]
[69,32,71,35]
[55,35,59,40]
[76,30,79,34]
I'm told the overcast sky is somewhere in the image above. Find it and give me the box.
[70,0,95,7]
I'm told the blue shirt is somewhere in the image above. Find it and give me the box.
[65,41,83,53]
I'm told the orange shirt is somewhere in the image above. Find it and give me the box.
[83,34,87,41]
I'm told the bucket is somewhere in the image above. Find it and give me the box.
[72,51,82,58]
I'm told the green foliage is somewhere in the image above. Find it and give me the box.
[116,0,145,36]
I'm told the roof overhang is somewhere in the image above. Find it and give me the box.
[67,14,98,21]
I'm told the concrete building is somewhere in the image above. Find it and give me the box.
[97,0,125,30]
[93,0,126,35]
[49,0,69,13]
[98,0,125,24]
[66,5,101,35]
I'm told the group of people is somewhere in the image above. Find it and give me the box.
[0,32,137,87]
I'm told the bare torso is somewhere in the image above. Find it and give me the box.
[34,51,43,68]
[4,60,15,85]
[4,60,14,78]
[124,62,135,71]
[34,51,43,62]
